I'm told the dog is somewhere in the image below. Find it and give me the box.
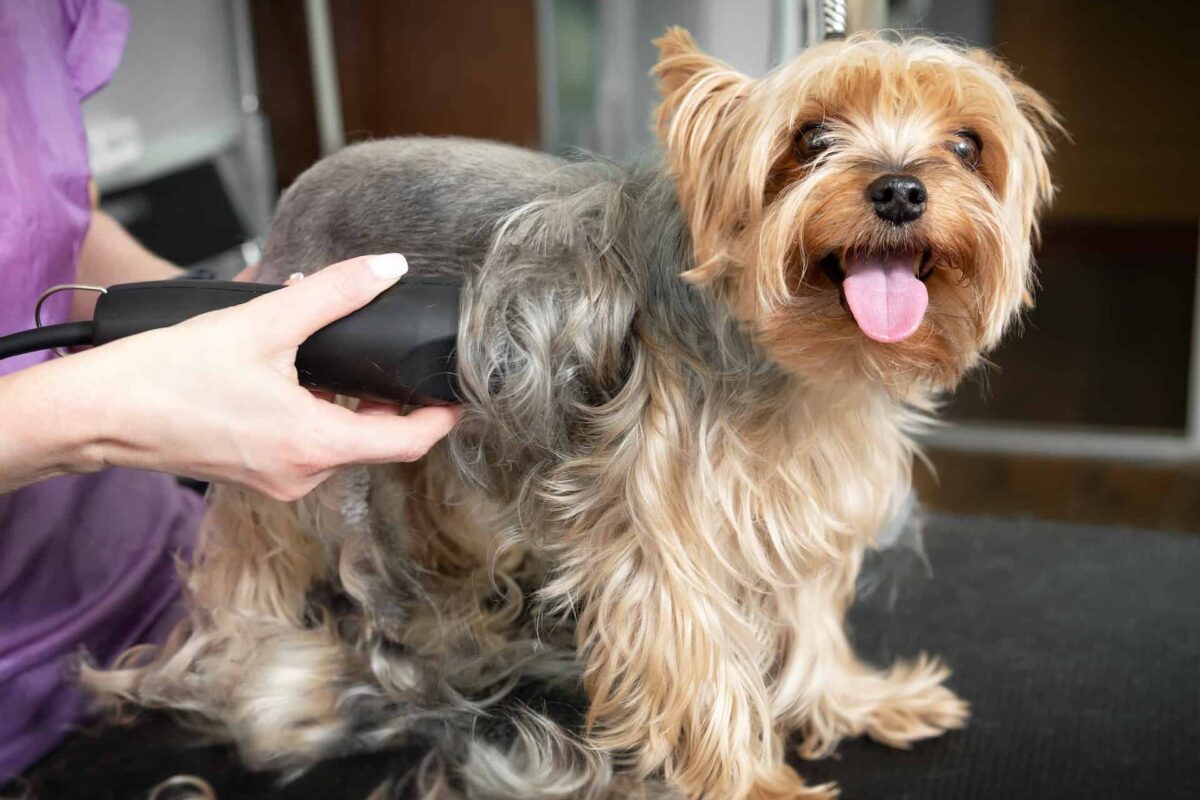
[88,28,1058,799]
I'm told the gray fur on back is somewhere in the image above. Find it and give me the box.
[260,135,782,462]
[259,137,565,282]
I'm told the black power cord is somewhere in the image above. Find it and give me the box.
[0,322,94,359]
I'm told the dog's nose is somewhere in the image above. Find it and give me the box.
[868,174,927,225]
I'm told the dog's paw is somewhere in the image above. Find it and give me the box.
[747,786,839,800]
[863,654,969,749]
[746,768,839,800]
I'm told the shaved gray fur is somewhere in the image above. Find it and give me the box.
[259,138,566,282]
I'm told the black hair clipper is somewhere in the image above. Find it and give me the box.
[87,278,461,404]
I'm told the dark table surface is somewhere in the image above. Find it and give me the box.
[17,514,1200,799]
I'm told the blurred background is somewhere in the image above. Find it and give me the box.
[86,0,1200,531]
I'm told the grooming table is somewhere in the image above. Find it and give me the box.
[17,515,1200,799]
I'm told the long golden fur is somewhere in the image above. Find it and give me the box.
[85,29,1057,799]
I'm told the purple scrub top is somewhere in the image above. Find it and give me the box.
[0,0,204,779]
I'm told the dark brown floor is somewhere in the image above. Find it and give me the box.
[915,449,1200,534]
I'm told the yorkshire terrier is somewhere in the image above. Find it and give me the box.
[89,29,1057,799]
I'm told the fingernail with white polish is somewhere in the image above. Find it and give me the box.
[368,253,408,280]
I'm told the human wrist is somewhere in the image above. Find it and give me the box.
[0,357,108,492]
[53,344,147,474]
[35,355,112,471]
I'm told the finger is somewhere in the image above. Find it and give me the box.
[325,404,463,465]
[247,253,408,345]
[233,262,259,282]
[355,399,402,416]
[266,468,334,502]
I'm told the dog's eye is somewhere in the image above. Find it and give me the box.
[794,123,833,161]
[950,131,982,169]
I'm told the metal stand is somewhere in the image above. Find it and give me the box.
[303,0,346,157]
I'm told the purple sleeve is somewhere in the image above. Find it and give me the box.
[61,0,129,100]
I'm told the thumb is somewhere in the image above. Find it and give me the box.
[325,404,464,465]
[250,253,408,345]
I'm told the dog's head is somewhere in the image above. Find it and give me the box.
[653,28,1059,391]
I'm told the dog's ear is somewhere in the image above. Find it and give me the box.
[652,27,750,143]
[965,49,1063,216]
[652,28,753,277]
[653,27,721,97]
[967,49,1063,325]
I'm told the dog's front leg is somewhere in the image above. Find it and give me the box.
[569,549,835,800]
[771,561,969,759]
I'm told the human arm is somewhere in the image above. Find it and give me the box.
[70,181,184,320]
[0,253,460,498]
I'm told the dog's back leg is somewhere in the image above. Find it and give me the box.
[367,450,549,667]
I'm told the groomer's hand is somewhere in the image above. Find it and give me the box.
[6,254,461,500]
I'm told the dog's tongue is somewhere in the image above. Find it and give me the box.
[842,253,928,343]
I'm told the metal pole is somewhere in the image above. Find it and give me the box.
[1186,224,1200,450]
[534,0,559,154]
[772,0,803,65]
[227,0,275,239]
[303,0,345,155]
